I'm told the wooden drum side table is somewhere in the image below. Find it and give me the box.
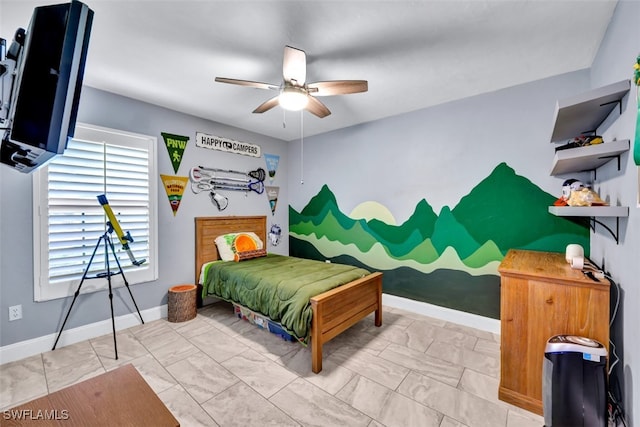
[168,284,197,323]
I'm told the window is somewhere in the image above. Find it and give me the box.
[33,123,158,301]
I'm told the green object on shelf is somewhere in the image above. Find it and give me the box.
[635,89,640,166]
[634,54,640,165]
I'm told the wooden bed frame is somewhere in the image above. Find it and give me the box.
[194,215,383,373]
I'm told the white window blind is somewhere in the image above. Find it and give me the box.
[33,124,158,301]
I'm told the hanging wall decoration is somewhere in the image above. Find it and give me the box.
[160,174,188,216]
[266,186,279,215]
[268,224,282,246]
[189,165,266,210]
[264,153,280,183]
[633,54,640,165]
[161,132,189,173]
[195,132,261,158]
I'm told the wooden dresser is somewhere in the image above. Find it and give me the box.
[498,249,610,415]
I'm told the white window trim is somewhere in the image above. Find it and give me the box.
[33,123,158,301]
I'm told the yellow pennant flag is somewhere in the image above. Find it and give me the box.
[160,175,188,216]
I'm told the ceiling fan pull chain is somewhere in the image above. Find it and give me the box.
[282,109,286,128]
[300,111,304,185]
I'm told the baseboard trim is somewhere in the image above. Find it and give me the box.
[0,305,167,365]
[382,294,501,335]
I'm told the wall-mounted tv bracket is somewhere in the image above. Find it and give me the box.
[0,38,5,74]
[0,38,8,128]
[586,216,621,245]
[0,29,25,129]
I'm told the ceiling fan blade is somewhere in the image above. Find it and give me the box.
[305,95,331,118]
[215,77,279,91]
[283,46,306,86]
[253,96,280,114]
[307,80,368,96]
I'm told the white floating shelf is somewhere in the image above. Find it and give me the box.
[550,79,631,143]
[548,206,629,217]
[550,139,629,175]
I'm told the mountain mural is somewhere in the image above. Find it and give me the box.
[289,162,589,319]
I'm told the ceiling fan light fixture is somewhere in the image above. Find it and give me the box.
[215,46,363,118]
[279,86,308,111]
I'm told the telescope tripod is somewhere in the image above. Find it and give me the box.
[52,222,144,359]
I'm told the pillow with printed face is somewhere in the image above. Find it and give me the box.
[214,232,264,261]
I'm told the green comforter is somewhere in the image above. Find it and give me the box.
[202,254,370,343]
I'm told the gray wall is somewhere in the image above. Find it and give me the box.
[287,70,589,221]
[286,2,639,424]
[1,1,638,423]
[589,0,639,423]
[0,87,289,346]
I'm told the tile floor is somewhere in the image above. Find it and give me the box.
[0,303,544,427]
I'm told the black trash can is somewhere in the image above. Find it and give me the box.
[542,335,607,427]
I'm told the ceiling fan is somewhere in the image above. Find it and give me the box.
[215,45,368,118]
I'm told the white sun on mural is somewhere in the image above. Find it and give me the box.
[349,201,397,225]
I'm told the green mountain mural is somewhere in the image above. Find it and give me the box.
[289,162,590,319]
[451,162,587,254]
[291,185,440,259]
[366,199,438,245]
[431,206,481,259]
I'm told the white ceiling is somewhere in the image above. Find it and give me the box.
[1,0,618,141]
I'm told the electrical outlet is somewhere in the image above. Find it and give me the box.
[9,305,22,321]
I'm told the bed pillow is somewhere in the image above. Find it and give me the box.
[234,248,268,262]
[214,232,264,261]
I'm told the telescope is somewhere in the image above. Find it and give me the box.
[97,194,146,266]
[53,193,146,358]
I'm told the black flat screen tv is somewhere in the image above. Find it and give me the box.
[0,0,93,173]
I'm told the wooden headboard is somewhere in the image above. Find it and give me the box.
[194,216,267,288]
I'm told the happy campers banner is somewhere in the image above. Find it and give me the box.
[195,132,261,158]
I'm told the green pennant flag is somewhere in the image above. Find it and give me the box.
[161,132,189,173]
